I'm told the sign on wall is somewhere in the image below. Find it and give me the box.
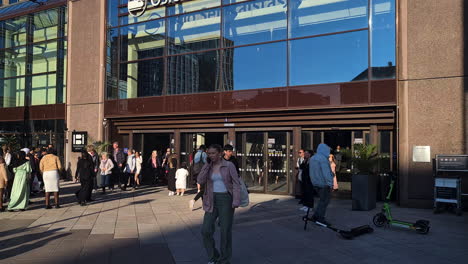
[128,0,186,16]
[72,131,87,152]
[412,146,431,162]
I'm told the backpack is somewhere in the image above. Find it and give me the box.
[192,159,205,175]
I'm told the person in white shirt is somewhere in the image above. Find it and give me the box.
[122,149,136,191]
[134,151,143,189]
[175,162,189,196]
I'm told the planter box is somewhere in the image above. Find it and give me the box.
[352,173,377,211]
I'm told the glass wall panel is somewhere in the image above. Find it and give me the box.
[32,41,57,74]
[31,74,57,105]
[120,6,166,25]
[3,46,27,78]
[223,42,286,91]
[1,16,28,48]
[167,8,221,54]
[120,18,165,62]
[33,9,59,42]
[289,30,368,86]
[106,27,119,99]
[167,50,220,95]
[223,0,287,47]
[289,0,368,38]
[119,58,164,99]
[1,77,25,107]
[371,0,395,79]
[107,0,119,27]
[168,0,220,15]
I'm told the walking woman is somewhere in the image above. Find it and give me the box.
[0,156,9,212]
[99,152,114,194]
[39,149,62,209]
[198,144,241,264]
[8,152,31,211]
[329,154,339,191]
[147,150,161,185]
[75,151,95,206]
[167,154,177,196]
[134,151,142,189]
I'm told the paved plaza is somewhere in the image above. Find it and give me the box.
[0,182,467,264]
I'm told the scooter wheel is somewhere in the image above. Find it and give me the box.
[415,222,430,234]
[373,213,387,227]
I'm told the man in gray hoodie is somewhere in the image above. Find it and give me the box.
[309,143,334,225]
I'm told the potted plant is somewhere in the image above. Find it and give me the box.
[343,144,380,211]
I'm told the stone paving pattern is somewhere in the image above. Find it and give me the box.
[0,182,467,264]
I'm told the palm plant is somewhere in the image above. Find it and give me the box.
[343,143,380,174]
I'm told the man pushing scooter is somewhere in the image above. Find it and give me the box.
[309,143,334,226]
[303,143,373,239]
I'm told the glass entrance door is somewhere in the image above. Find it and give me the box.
[236,131,291,194]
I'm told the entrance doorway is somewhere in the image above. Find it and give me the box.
[236,131,292,194]
[133,133,172,162]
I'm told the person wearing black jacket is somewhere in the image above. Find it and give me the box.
[147,150,162,186]
[301,150,314,211]
[223,144,239,175]
[75,151,95,206]
[87,145,99,199]
[111,142,126,190]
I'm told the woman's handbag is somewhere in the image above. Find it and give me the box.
[239,177,249,207]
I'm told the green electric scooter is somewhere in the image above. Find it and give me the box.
[373,177,430,234]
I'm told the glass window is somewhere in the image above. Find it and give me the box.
[371,0,395,79]
[9,0,19,4]
[223,0,287,47]
[2,46,27,78]
[32,41,58,74]
[223,0,250,4]
[289,0,368,38]
[166,50,220,95]
[289,30,368,86]
[107,27,119,99]
[1,16,28,48]
[33,9,59,42]
[168,0,220,15]
[223,42,286,91]
[119,6,165,25]
[107,0,119,27]
[119,58,164,99]
[120,18,165,62]
[31,74,57,105]
[167,8,220,54]
[1,77,25,107]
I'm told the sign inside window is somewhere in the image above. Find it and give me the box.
[72,131,88,152]
[128,0,185,16]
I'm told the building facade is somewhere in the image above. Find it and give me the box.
[0,0,464,208]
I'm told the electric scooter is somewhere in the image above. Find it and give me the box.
[373,177,430,234]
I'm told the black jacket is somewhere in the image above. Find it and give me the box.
[223,155,240,176]
[76,158,95,180]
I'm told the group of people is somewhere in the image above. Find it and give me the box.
[295,143,340,226]
[0,144,62,211]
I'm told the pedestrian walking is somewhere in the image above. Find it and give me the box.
[329,154,339,191]
[8,152,31,211]
[111,141,126,190]
[0,156,9,212]
[87,145,100,195]
[167,154,177,196]
[198,144,240,264]
[99,152,114,194]
[134,151,142,189]
[122,149,136,191]
[175,162,188,196]
[295,149,305,204]
[300,150,314,212]
[223,144,239,174]
[75,151,95,206]
[148,150,161,186]
[309,143,334,225]
[189,145,207,210]
[39,148,62,209]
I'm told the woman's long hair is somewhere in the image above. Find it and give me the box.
[13,151,28,168]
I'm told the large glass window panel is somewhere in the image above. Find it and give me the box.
[371,0,395,79]
[168,8,220,54]
[33,9,59,42]
[168,0,220,15]
[3,46,27,78]
[119,6,165,25]
[1,16,28,48]
[289,30,368,86]
[32,41,58,74]
[223,0,287,47]
[167,50,220,95]
[31,74,57,105]
[120,19,165,62]
[1,77,25,107]
[223,0,250,4]
[119,58,164,99]
[289,0,368,38]
[106,27,119,99]
[223,42,286,91]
